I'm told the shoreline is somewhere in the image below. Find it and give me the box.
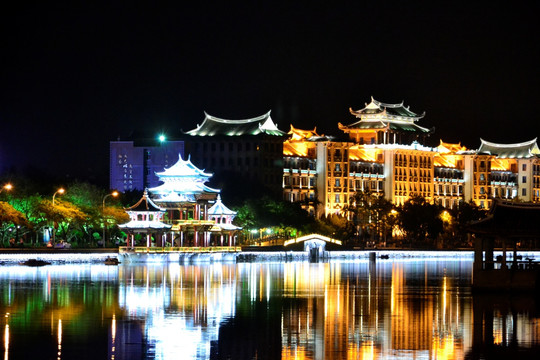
[1,248,539,264]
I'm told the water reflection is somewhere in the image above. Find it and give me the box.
[1,259,539,359]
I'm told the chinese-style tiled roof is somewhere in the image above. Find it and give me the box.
[341,97,431,134]
[125,189,165,212]
[468,200,540,238]
[155,154,213,179]
[477,138,540,159]
[149,155,220,201]
[350,97,424,120]
[208,195,236,216]
[118,220,171,230]
[437,140,468,154]
[185,111,286,136]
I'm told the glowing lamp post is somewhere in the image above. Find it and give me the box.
[0,183,13,194]
[102,191,119,246]
[52,188,65,244]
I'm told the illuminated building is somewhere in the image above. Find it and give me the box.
[184,111,286,197]
[118,189,172,247]
[338,97,433,145]
[109,136,184,191]
[284,97,540,215]
[120,155,240,247]
[476,138,540,203]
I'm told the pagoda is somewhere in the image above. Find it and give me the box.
[338,97,433,145]
[147,154,238,247]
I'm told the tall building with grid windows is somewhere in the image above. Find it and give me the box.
[109,138,184,192]
[283,97,540,217]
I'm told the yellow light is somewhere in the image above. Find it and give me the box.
[440,210,452,223]
[58,188,65,194]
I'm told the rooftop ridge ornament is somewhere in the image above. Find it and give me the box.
[203,110,272,124]
[186,110,285,137]
[480,138,538,148]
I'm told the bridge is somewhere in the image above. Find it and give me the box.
[283,234,342,260]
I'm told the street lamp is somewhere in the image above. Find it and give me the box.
[0,183,13,194]
[102,191,119,246]
[51,188,65,244]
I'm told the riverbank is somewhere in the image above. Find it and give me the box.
[1,248,539,264]
[0,248,118,264]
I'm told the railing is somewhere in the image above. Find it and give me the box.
[482,259,540,271]
[119,246,242,253]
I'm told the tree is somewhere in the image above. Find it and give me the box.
[346,190,394,246]
[398,196,443,247]
[0,201,29,246]
[37,199,88,243]
[447,200,487,247]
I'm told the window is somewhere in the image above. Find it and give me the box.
[335,179,340,187]
[522,176,527,183]
[522,188,527,196]
[335,194,340,203]
[523,164,527,171]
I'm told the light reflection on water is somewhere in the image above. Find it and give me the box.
[1,259,539,359]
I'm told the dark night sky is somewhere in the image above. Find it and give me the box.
[1,2,539,186]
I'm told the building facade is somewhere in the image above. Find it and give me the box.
[110,138,184,191]
[184,111,286,197]
[283,97,540,217]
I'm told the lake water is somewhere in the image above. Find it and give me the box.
[1,258,539,359]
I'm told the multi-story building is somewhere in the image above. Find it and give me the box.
[109,137,184,191]
[109,96,540,217]
[283,97,540,216]
[184,111,286,198]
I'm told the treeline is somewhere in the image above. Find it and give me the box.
[232,192,488,249]
[0,174,488,249]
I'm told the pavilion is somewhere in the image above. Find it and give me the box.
[120,154,241,248]
[119,189,172,247]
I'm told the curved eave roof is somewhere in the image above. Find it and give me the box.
[208,195,237,216]
[477,138,540,158]
[350,97,424,120]
[118,220,172,230]
[216,223,242,231]
[341,119,432,133]
[125,190,165,212]
[185,111,286,137]
[149,182,220,195]
[156,155,213,178]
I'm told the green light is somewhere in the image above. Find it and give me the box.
[158,134,166,142]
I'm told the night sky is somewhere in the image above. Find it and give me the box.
[1,2,539,186]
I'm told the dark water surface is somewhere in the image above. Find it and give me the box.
[1,259,539,359]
